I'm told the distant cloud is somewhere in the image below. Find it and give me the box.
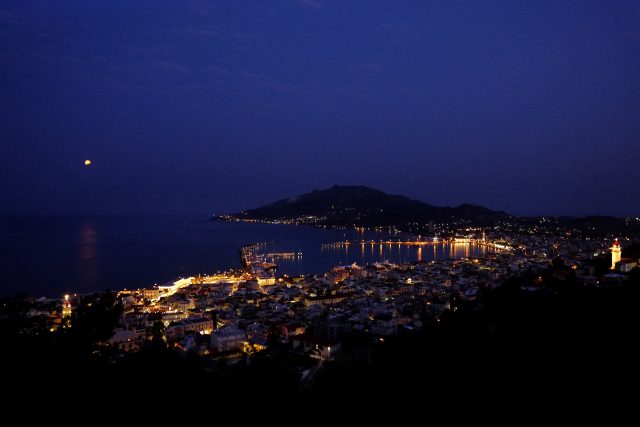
[172,26,220,38]
[128,43,176,57]
[187,0,216,17]
[155,60,188,74]
[172,26,255,43]
[233,69,366,100]
[230,32,255,41]
[291,0,324,11]
[238,70,310,95]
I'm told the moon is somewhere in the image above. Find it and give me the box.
[84,159,92,166]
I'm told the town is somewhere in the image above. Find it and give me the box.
[13,218,639,373]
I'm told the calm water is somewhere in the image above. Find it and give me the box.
[0,215,493,297]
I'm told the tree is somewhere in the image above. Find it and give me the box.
[147,320,167,351]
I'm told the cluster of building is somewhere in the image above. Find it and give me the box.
[216,214,328,227]
[100,234,619,361]
[34,218,638,367]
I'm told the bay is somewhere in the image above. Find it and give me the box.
[0,215,493,297]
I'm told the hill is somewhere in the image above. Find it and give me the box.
[226,185,510,226]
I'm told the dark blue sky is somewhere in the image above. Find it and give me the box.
[2,1,639,216]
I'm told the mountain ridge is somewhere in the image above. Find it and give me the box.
[224,185,511,226]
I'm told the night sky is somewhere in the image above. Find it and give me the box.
[2,1,639,216]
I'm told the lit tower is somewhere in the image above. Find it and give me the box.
[62,294,72,318]
[611,239,621,270]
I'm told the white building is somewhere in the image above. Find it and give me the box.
[182,317,213,334]
[211,326,245,352]
[616,260,638,273]
[143,288,160,301]
[107,328,145,353]
[292,335,341,361]
[170,299,195,312]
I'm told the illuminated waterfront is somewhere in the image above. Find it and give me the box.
[1,215,492,297]
[317,239,497,268]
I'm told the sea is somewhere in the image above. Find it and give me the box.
[0,215,494,298]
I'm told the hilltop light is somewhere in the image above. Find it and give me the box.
[84,159,92,166]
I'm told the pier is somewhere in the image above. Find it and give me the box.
[265,252,303,259]
[240,243,304,285]
[321,238,511,251]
